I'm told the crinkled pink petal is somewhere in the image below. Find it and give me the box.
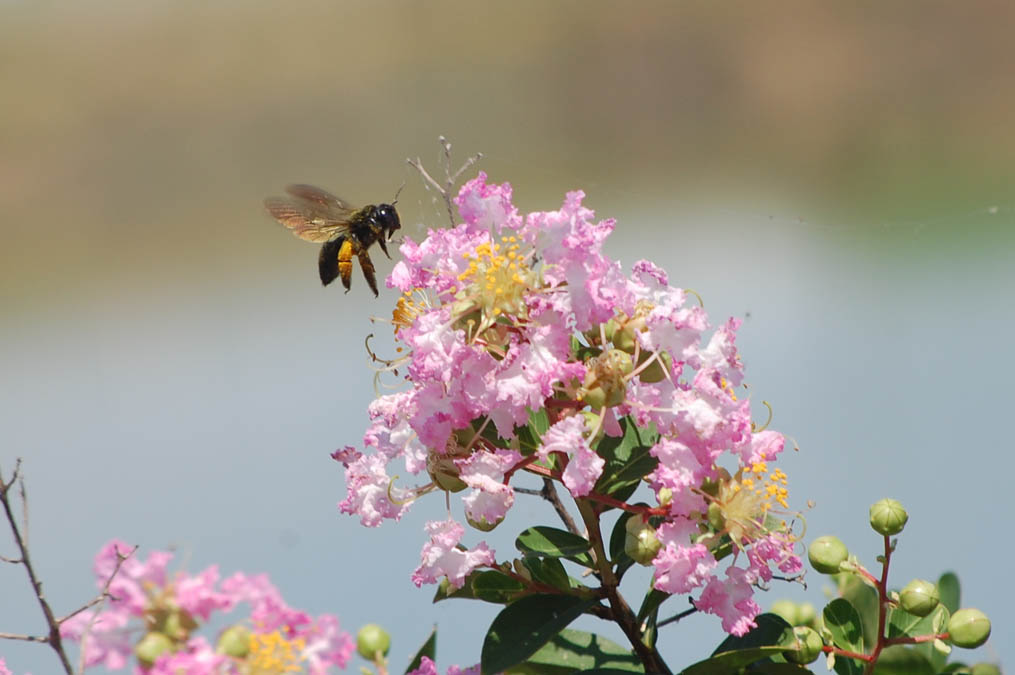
[149,636,227,675]
[694,567,761,636]
[411,520,495,589]
[59,609,132,670]
[175,565,234,621]
[454,172,520,231]
[458,449,521,528]
[652,520,717,594]
[339,454,410,527]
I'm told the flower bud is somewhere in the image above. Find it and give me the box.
[581,349,632,409]
[135,631,173,667]
[162,608,197,642]
[216,625,251,658]
[466,512,503,532]
[807,535,848,574]
[969,663,1001,675]
[706,501,725,531]
[430,456,468,493]
[770,600,799,626]
[899,579,939,617]
[356,623,391,660]
[796,602,817,626]
[613,323,638,354]
[783,626,823,664]
[869,498,908,536]
[624,517,661,565]
[637,351,672,384]
[947,608,991,648]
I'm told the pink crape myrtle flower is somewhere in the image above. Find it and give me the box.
[412,519,496,590]
[340,172,800,636]
[62,541,354,673]
[0,658,10,675]
[695,566,763,637]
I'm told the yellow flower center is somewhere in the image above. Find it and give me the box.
[246,631,306,674]
[457,235,533,320]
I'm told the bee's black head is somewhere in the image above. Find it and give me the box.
[375,204,401,240]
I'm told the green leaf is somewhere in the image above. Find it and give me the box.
[472,570,527,604]
[501,628,644,674]
[522,557,578,592]
[593,419,658,508]
[607,512,636,581]
[711,613,794,655]
[433,575,479,603]
[482,594,599,675]
[937,571,960,614]
[823,598,865,675]
[838,575,879,651]
[636,589,672,625]
[681,646,803,675]
[516,408,552,455]
[908,605,950,671]
[870,645,935,675]
[404,627,437,674]
[516,526,594,567]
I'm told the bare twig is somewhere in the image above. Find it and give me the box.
[407,136,483,228]
[540,478,582,537]
[0,460,135,675]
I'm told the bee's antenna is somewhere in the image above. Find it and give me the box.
[392,181,406,206]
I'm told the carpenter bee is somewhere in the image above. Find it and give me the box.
[264,184,401,296]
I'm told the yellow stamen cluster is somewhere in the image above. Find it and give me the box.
[392,293,425,334]
[246,631,306,674]
[457,235,533,319]
[714,463,791,543]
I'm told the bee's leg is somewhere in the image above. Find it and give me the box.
[376,233,392,259]
[357,248,379,297]
[337,238,356,293]
[318,237,344,286]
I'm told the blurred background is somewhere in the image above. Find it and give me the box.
[2,1,1012,671]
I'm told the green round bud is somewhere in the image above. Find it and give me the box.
[135,631,173,667]
[796,602,817,626]
[581,385,607,410]
[770,600,799,626]
[162,608,197,642]
[899,579,939,617]
[356,623,391,660]
[466,512,502,532]
[624,517,661,565]
[216,625,251,658]
[947,608,991,648]
[969,663,1002,675]
[807,535,848,574]
[783,625,823,664]
[637,351,672,384]
[613,324,637,353]
[869,498,908,536]
[656,487,673,508]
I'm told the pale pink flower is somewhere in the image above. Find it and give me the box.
[695,567,762,636]
[411,520,495,589]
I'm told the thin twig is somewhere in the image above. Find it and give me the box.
[656,603,698,628]
[540,478,582,537]
[407,136,482,228]
[0,460,136,675]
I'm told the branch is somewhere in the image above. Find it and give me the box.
[407,136,482,228]
[576,498,672,675]
[0,460,136,675]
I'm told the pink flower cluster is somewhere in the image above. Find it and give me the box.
[60,540,354,674]
[337,173,801,636]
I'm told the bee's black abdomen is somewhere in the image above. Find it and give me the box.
[318,237,343,286]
